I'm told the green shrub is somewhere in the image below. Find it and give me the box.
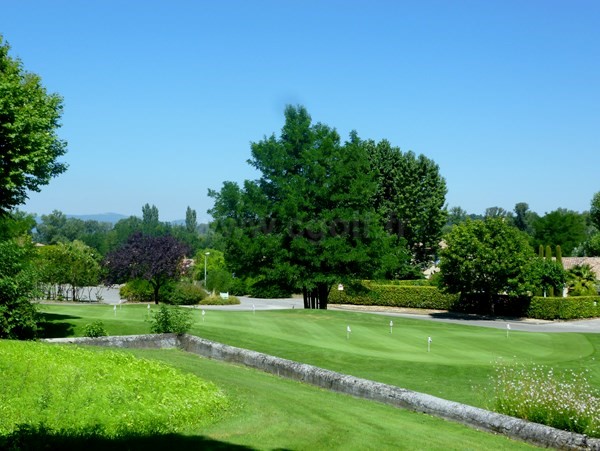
[119,279,154,303]
[526,296,600,320]
[329,280,458,310]
[199,295,241,306]
[83,321,107,338]
[229,277,248,296]
[162,282,206,305]
[248,278,293,299]
[149,305,193,334]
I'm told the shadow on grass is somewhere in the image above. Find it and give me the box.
[0,425,281,451]
[37,312,78,338]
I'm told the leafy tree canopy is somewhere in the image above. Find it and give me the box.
[365,138,447,264]
[209,105,403,308]
[0,36,67,215]
[104,232,189,304]
[531,208,587,256]
[439,218,534,312]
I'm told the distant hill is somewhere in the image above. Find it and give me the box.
[66,213,128,224]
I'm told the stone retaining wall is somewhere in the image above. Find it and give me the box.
[45,334,600,450]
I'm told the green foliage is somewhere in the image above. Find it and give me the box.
[491,362,599,437]
[555,245,563,267]
[199,295,241,305]
[439,218,534,313]
[0,238,39,339]
[0,341,228,437]
[365,138,447,264]
[247,277,293,299]
[149,304,193,334]
[526,296,600,319]
[119,278,155,302]
[567,264,599,296]
[210,106,401,309]
[512,202,537,234]
[36,240,102,301]
[591,191,600,231]
[162,282,206,305]
[228,277,248,296]
[83,321,107,338]
[532,208,587,256]
[0,36,68,214]
[328,280,458,309]
[0,211,36,240]
[528,258,567,298]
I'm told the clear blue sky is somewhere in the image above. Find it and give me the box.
[2,0,599,222]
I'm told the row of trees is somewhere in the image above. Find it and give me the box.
[446,196,600,257]
[33,204,213,257]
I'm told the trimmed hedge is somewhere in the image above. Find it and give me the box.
[329,281,458,310]
[526,296,600,320]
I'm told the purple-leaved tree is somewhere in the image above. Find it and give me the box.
[104,232,189,304]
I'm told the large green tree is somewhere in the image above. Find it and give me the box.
[365,139,447,264]
[531,208,587,256]
[209,106,399,309]
[0,36,67,215]
[439,218,534,313]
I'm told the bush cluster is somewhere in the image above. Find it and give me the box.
[199,296,240,306]
[83,321,107,338]
[150,305,193,334]
[526,296,600,320]
[329,281,458,310]
[120,280,207,305]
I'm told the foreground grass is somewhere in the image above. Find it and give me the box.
[0,338,536,450]
[0,341,227,437]
[39,304,600,408]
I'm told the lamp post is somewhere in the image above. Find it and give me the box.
[204,252,210,288]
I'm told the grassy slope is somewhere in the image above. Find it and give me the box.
[124,348,537,450]
[39,304,600,408]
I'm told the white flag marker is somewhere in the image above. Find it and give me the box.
[506,323,511,338]
[346,325,352,340]
[427,336,432,352]
[113,304,117,316]
[390,320,394,334]
[202,309,206,322]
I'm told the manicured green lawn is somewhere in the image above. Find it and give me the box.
[39,304,600,408]
[125,347,537,450]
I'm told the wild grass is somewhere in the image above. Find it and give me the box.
[490,362,600,437]
[0,340,229,437]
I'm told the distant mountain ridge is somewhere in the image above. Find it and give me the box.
[66,213,191,226]
[66,213,128,224]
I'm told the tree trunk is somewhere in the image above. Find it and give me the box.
[302,283,330,309]
[151,281,160,304]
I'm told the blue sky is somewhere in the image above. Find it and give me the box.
[2,0,599,222]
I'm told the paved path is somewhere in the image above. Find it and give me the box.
[95,286,600,333]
